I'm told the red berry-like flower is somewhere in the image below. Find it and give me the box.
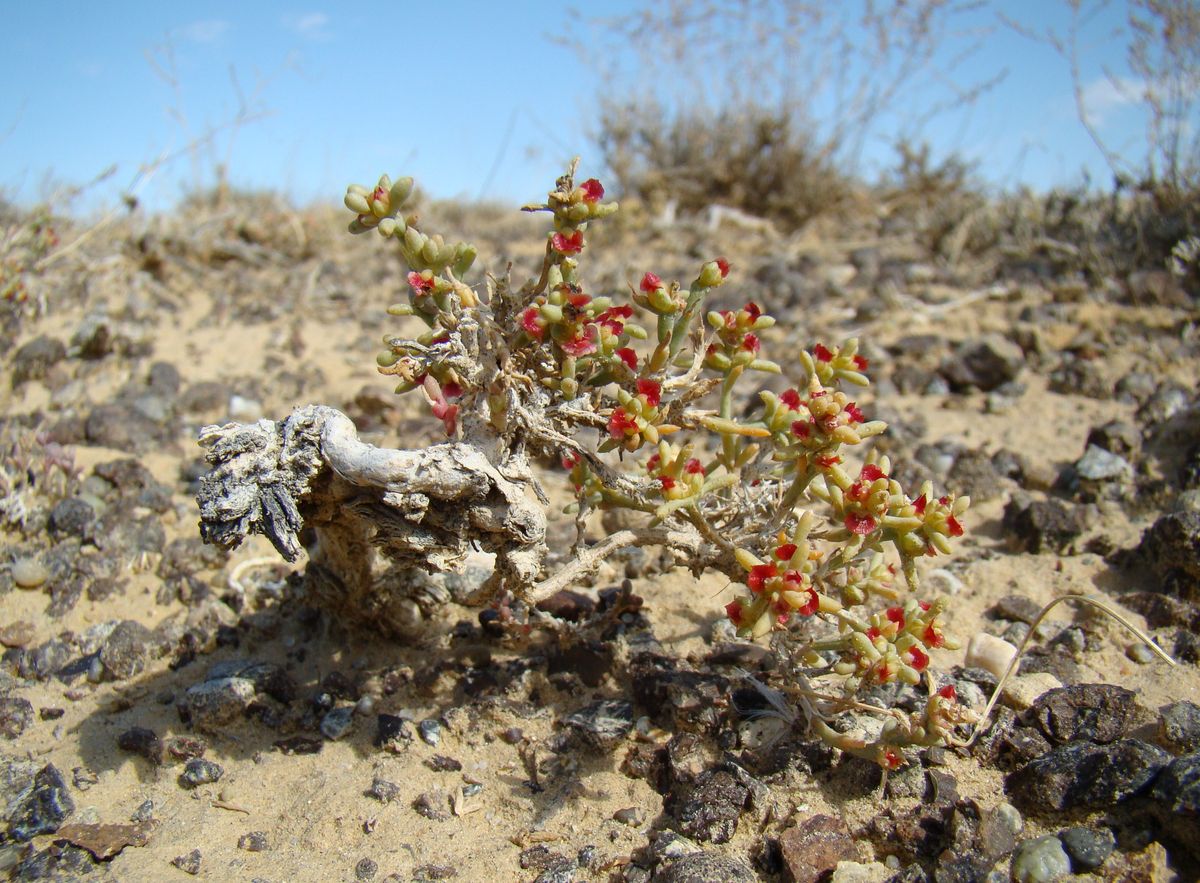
[407,271,435,295]
[615,348,637,370]
[844,402,865,424]
[725,600,744,626]
[441,380,463,399]
[636,378,662,407]
[791,420,811,439]
[640,272,662,292]
[845,512,877,535]
[775,543,797,561]
[906,646,929,671]
[560,326,598,357]
[607,407,638,439]
[923,623,945,648]
[685,458,704,474]
[659,476,676,491]
[741,333,760,353]
[885,607,905,627]
[551,230,585,254]
[522,307,544,339]
[715,257,731,278]
[815,454,841,468]
[813,343,834,362]
[579,178,604,202]
[861,464,885,482]
[744,301,761,319]
[853,355,869,370]
[937,684,957,701]
[797,587,819,616]
[561,450,582,470]
[747,563,777,593]
[913,495,927,515]
[947,516,964,537]
[780,389,801,410]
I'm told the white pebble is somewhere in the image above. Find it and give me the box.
[1002,672,1062,711]
[965,632,1018,680]
[12,558,49,589]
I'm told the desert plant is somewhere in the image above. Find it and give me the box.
[198,160,976,768]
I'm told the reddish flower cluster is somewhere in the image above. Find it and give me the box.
[551,230,584,254]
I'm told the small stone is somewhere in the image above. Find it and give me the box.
[117,726,164,764]
[375,714,413,751]
[11,558,49,589]
[1085,420,1141,459]
[676,768,751,844]
[613,806,644,826]
[417,718,442,746]
[1159,700,1200,753]
[1074,444,1133,482]
[73,767,99,791]
[654,851,757,882]
[412,791,449,821]
[1150,751,1200,815]
[48,498,95,538]
[171,848,202,875]
[1010,835,1071,883]
[1006,739,1170,810]
[1057,826,1114,873]
[178,676,256,729]
[1029,684,1142,744]
[130,799,154,822]
[238,831,269,852]
[11,335,66,386]
[778,814,859,883]
[356,857,379,880]
[425,755,462,772]
[100,620,153,680]
[321,707,355,740]
[0,697,34,739]
[1137,510,1200,591]
[535,589,597,622]
[0,621,36,648]
[55,820,152,860]
[989,595,1043,624]
[564,699,634,751]
[1001,497,1085,554]
[941,334,1024,392]
[367,776,401,804]
[975,801,1022,859]
[964,633,1017,681]
[828,861,892,883]
[179,757,223,789]
[6,764,75,841]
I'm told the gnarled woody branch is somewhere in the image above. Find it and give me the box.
[196,405,721,631]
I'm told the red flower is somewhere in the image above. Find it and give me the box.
[747,563,777,593]
[937,684,957,701]
[607,407,638,439]
[946,516,964,537]
[861,464,885,482]
[744,301,761,319]
[441,381,463,399]
[815,454,841,468]
[813,343,834,362]
[780,389,801,410]
[906,646,930,671]
[636,378,662,407]
[715,257,731,278]
[725,600,744,626]
[431,400,458,436]
[646,454,662,471]
[913,495,927,515]
[775,543,797,561]
[741,333,760,353]
[551,230,585,254]
[560,326,598,357]
[615,348,638,370]
[561,450,582,470]
[659,476,677,491]
[791,420,811,439]
[844,402,865,424]
[883,748,902,769]
[923,623,945,648]
[853,355,869,370]
[885,607,905,627]
[579,178,604,202]
[866,626,881,641]
[407,271,435,295]
[845,512,877,535]
[685,458,704,474]
[640,272,662,292]
[797,587,819,616]
[566,288,591,307]
[522,307,545,339]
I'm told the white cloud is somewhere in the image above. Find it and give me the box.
[1081,75,1145,123]
[175,19,231,44]
[283,12,331,40]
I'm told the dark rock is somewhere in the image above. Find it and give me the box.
[148,361,181,394]
[274,735,323,755]
[367,776,401,804]
[1006,739,1170,810]
[356,857,378,880]
[547,642,612,688]
[1136,511,1200,599]
[1057,826,1114,873]
[946,449,1005,501]
[1121,591,1200,630]
[11,336,66,386]
[675,769,749,844]
[11,842,99,879]
[1159,700,1200,753]
[1048,360,1110,399]
[973,801,1022,860]
[1182,442,1200,490]
[704,643,775,671]
[412,791,449,821]
[92,458,173,511]
[165,735,207,760]
[941,334,1024,392]
[778,814,859,883]
[238,831,269,851]
[519,844,572,873]
[1029,684,1142,744]
[117,726,164,764]
[425,755,463,772]
[1086,420,1141,459]
[412,863,457,880]
[21,638,72,681]
[178,758,223,788]
[375,714,413,751]
[1137,381,1191,427]
[93,509,165,558]
[931,850,996,882]
[47,498,95,539]
[564,699,634,751]
[652,851,756,882]
[320,707,354,741]
[1176,628,1200,663]
[1150,751,1200,815]
[989,594,1043,624]
[100,619,153,680]
[1115,371,1157,403]
[631,655,730,733]
[0,697,34,739]
[6,764,74,841]
[1002,497,1085,554]
[417,718,441,746]
[171,848,202,875]
[536,590,596,622]
[208,660,296,704]
[84,403,162,452]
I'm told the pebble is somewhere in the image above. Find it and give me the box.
[1150,751,1200,815]
[238,831,269,852]
[1001,497,1085,554]
[1029,683,1141,744]
[11,558,49,589]
[117,726,164,764]
[778,814,859,883]
[178,676,257,729]
[612,806,644,826]
[418,718,442,747]
[0,621,35,649]
[179,758,224,788]
[1010,835,1071,883]
[564,699,634,751]
[412,791,449,821]
[941,334,1025,392]
[368,776,401,804]
[355,857,378,880]
[6,764,75,841]
[11,335,66,386]
[1159,700,1200,753]
[676,769,750,844]
[321,707,355,741]
[653,852,757,882]
[171,848,202,875]
[0,697,34,740]
[1137,510,1200,586]
[100,620,153,680]
[375,714,413,751]
[1057,826,1114,873]
[964,633,1017,681]
[828,861,893,883]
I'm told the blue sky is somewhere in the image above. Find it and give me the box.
[0,1,1164,214]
